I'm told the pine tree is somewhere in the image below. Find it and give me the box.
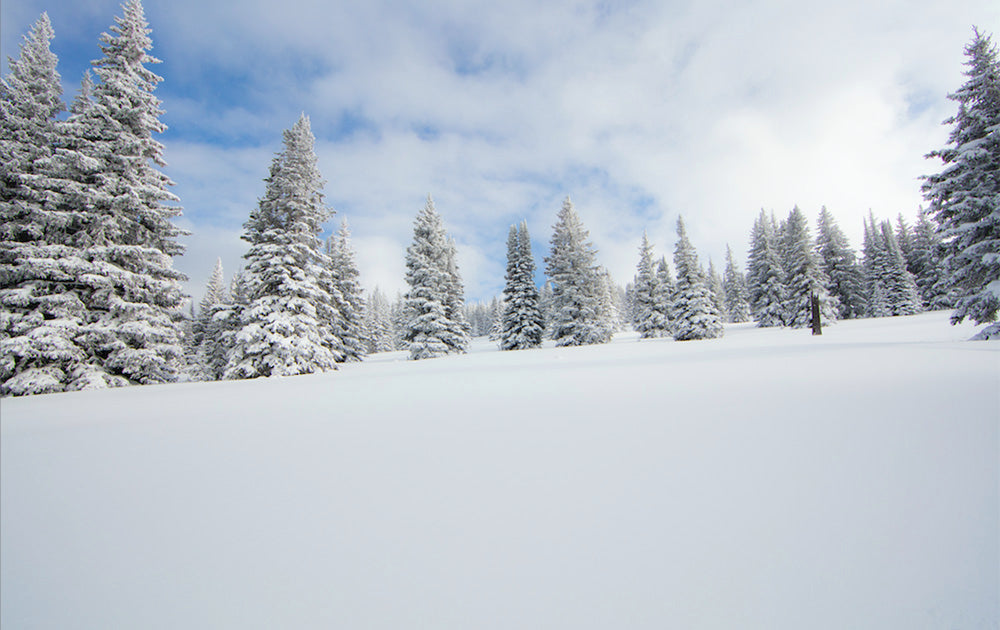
[632,232,670,338]
[910,209,954,309]
[879,220,923,316]
[501,222,545,350]
[362,286,395,354]
[782,206,836,327]
[672,216,724,341]
[722,245,752,323]
[189,258,230,381]
[706,258,728,322]
[815,207,865,319]
[544,197,607,346]
[747,209,787,327]
[922,28,1000,337]
[403,195,468,359]
[861,214,891,318]
[326,220,366,362]
[225,114,341,378]
[655,256,675,329]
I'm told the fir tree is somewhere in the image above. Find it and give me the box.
[225,114,341,378]
[747,209,787,327]
[922,28,1000,338]
[672,216,724,341]
[544,197,607,346]
[706,258,728,322]
[815,207,865,319]
[501,222,545,350]
[326,220,366,362]
[782,206,836,328]
[910,209,954,309]
[879,220,923,316]
[632,232,670,338]
[655,256,675,328]
[190,258,230,381]
[362,287,395,354]
[722,245,752,323]
[403,195,468,359]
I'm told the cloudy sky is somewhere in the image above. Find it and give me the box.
[3,0,998,303]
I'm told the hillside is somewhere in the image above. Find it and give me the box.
[2,311,997,629]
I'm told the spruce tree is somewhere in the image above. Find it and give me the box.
[655,256,675,329]
[544,196,606,346]
[747,209,787,327]
[190,258,230,381]
[403,196,468,359]
[910,209,954,309]
[782,206,836,328]
[225,114,341,378]
[722,245,752,323]
[362,287,395,354]
[879,220,923,316]
[500,222,545,350]
[922,28,1000,337]
[326,220,366,362]
[706,258,728,322]
[815,207,865,319]
[672,216,723,341]
[632,232,670,338]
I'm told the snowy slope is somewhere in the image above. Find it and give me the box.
[2,311,997,630]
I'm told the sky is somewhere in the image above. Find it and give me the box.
[3,0,998,304]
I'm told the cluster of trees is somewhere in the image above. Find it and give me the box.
[2,5,997,396]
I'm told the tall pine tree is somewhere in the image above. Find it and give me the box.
[632,232,670,338]
[672,216,724,341]
[922,28,1000,338]
[782,206,836,328]
[225,114,341,378]
[500,221,545,350]
[815,207,865,319]
[722,244,752,323]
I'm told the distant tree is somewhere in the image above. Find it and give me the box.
[672,216,724,341]
[326,220,366,362]
[501,221,545,350]
[722,245,752,323]
[632,232,670,338]
[747,209,787,327]
[403,195,468,359]
[225,114,341,378]
[909,209,954,309]
[922,28,1000,338]
[706,258,728,322]
[782,206,836,327]
[655,256,676,329]
[362,287,395,354]
[815,207,865,319]
[544,197,607,346]
[879,220,923,316]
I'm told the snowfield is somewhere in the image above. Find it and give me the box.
[2,310,997,630]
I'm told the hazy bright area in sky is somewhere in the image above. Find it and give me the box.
[2,0,999,302]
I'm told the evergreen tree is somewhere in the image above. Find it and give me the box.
[190,258,231,381]
[544,196,607,346]
[815,207,865,319]
[922,28,1000,337]
[706,258,728,322]
[326,220,366,362]
[632,232,670,338]
[722,245,752,323]
[655,256,675,329]
[782,206,836,327]
[672,216,724,341]
[879,220,923,316]
[594,268,620,342]
[362,286,395,354]
[403,195,468,359]
[500,221,545,350]
[861,213,891,318]
[747,209,787,327]
[910,209,954,309]
[225,114,341,378]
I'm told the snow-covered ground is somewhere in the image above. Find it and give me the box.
[2,311,997,630]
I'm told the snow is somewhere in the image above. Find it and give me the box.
[2,310,997,630]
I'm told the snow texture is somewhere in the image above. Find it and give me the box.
[3,310,995,630]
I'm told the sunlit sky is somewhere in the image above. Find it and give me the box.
[3,0,998,303]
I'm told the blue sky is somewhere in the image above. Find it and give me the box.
[3,0,998,303]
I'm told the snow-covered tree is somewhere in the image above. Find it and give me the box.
[910,209,954,309]
[747,209,787,327]
[501,221,545,350]
[922,28,1000,338]
[706,258,728,322]
[326,220,366,362]
[815,207,865,319]
[225,114,341,378]
[782,206,836,327]
[362,287,395,354]
[672,216,724,341]
[655,256,675,328]
[722,245,752,323]
[879,220,923,316]
[594,268,620,342]
[403,195,468,359]
[545,197,607,346]
[632,232,670,338]
[189,258,231,381]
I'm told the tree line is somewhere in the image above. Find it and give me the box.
[2,4,997,396]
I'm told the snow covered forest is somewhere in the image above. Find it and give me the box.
[1,2,998,396]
